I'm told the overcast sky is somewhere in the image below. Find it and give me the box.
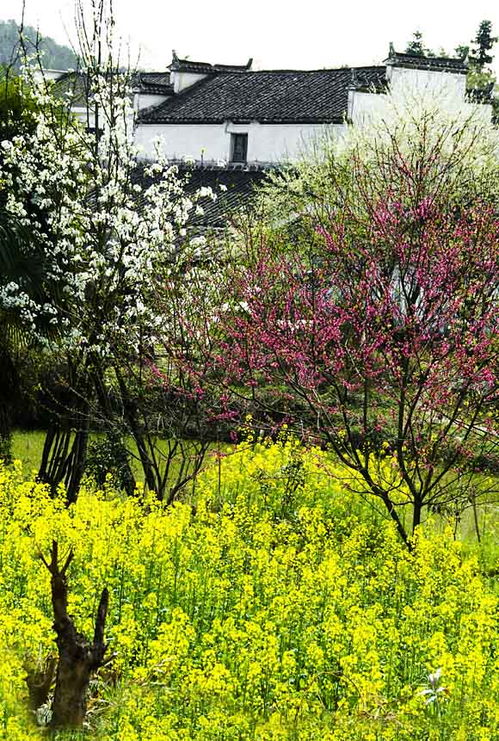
[2,0,499,76]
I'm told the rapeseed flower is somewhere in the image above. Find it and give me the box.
[0,444,496,740]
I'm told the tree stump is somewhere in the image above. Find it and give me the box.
[41,541,109,729]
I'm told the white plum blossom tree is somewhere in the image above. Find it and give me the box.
[0,0,213,498]
[0,81,198,350]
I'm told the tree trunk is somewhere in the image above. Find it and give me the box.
[412,497,423,534]
[65,425,90,504]
[38,415,90,503]
[472,495,481,543]
[0,340,19,463]
[41,541,109,730]
[51,621,99,728]
[0,409,12,463]
[114,367,158,493]
[25,657,57,711]
[91,368,136,496]
[373,485,411,549]
[37,357,93,502]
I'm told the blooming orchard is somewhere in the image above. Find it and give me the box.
[0,22,217,497]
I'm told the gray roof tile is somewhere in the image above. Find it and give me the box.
[385,49,468,73]
[134,72,173,95]
[138,66,387,124]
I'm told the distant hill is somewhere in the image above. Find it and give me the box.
[0,19,78,71]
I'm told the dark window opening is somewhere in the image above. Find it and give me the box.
[86,126,104,138]
[230,133,248,163]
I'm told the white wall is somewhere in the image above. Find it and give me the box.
[236,122,345,162]
[134,64,492,163]
[388,66,467,99]
[135,120,345,162]
[349,89,389,126]
[349,67,492,126]
[172,71,208,93]
[134,93,171,112]
[135,123,226,161]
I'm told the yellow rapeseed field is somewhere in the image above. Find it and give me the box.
[0,440,497,740]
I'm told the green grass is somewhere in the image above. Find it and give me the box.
[11,428,227,495]
[11,429,47,476]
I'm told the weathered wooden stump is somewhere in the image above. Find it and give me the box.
[41,541,109,729]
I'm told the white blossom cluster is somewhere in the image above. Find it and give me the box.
[0,70,212,358]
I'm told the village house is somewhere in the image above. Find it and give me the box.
[47,46,493,227]
[132,46,491,164]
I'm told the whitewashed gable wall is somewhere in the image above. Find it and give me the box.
[134,64,492,164]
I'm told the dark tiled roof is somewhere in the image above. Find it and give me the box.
[184,165,269,228]
[54,70,173,101]
[385,48,467,74]
[139,66,387,124]
[170,53,252,74]
[133,72,173,95]
[135,164,269,229]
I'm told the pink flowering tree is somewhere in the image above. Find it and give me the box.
[213,114,499,545]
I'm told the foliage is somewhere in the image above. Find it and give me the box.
[0,69,53,462]
[0,443,497,740]
[85,435,135,493]
[208,102,499,545]
[0,0,215,499]
[403,22,498,112]
[404,31,433,58]
[136,249,240,501]
[450,21,498,115]
[0,79,191,346]
[469,20,498,70]
[0,69,40,142]
[0,19,77,72]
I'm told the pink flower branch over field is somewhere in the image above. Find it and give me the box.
[211,189,498,545]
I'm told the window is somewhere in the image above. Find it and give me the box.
[230,133,248,163]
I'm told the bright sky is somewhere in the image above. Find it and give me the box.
[2,0,499,77]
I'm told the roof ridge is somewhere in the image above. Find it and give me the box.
[390,49,464,63]
[170,52,252,73]
[214,65,385,74]
[385,46,467,72]
[139,71,170,77]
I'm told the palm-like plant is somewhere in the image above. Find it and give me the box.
[0,66,52,460]
[0,208,48,460]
